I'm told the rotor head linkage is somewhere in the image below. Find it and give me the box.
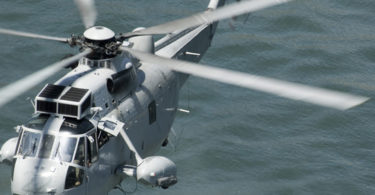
[67,26,123,58]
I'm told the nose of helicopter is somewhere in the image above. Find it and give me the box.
[11,158,67,194]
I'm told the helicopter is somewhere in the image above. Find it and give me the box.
[0,0,370,194]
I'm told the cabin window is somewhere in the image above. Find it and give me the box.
[65,166,84,189]
[148,100,156,124]
[87,133,98,166]
[73,137,85,166]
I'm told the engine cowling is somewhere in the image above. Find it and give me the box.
[0,137,18,165]
[128,27,155,54]
[136,156,177,189]
[107,66,137,94]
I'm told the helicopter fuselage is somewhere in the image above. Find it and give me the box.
[0,0,370,194]
[7,20,217,195]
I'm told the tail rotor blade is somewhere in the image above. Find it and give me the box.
[0,49,92,108]
[121,47,369,110]
[74,0,97,29]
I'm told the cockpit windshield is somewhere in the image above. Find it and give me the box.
[18,131,41,157]
[18,130,84,165]
[17,117,95,167]
[53,136,77,163]
[38,134,55,158]
[17,131,57,159]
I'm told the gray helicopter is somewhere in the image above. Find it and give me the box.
[0,0,369,194]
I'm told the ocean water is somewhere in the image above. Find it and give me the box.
[0,0,375,194]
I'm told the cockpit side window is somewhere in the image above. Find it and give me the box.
[74,137,85,166]
[38,134,55,158]
[97,130,109,148]
[65,166,84,189]
[18,131,41,157]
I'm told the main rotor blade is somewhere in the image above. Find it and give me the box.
[121,0,291,38]
[121,47,369,110]
[74,0,97,29]
[0,49,92,108]
[0,28,69,43]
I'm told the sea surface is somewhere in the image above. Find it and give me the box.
[0,0,375,194]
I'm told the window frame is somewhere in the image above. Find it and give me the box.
[86,132,98,166]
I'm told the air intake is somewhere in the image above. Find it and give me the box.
[35,84,91,119]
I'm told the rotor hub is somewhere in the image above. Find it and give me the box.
[82,26,118,59]
[83,26,115,41]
